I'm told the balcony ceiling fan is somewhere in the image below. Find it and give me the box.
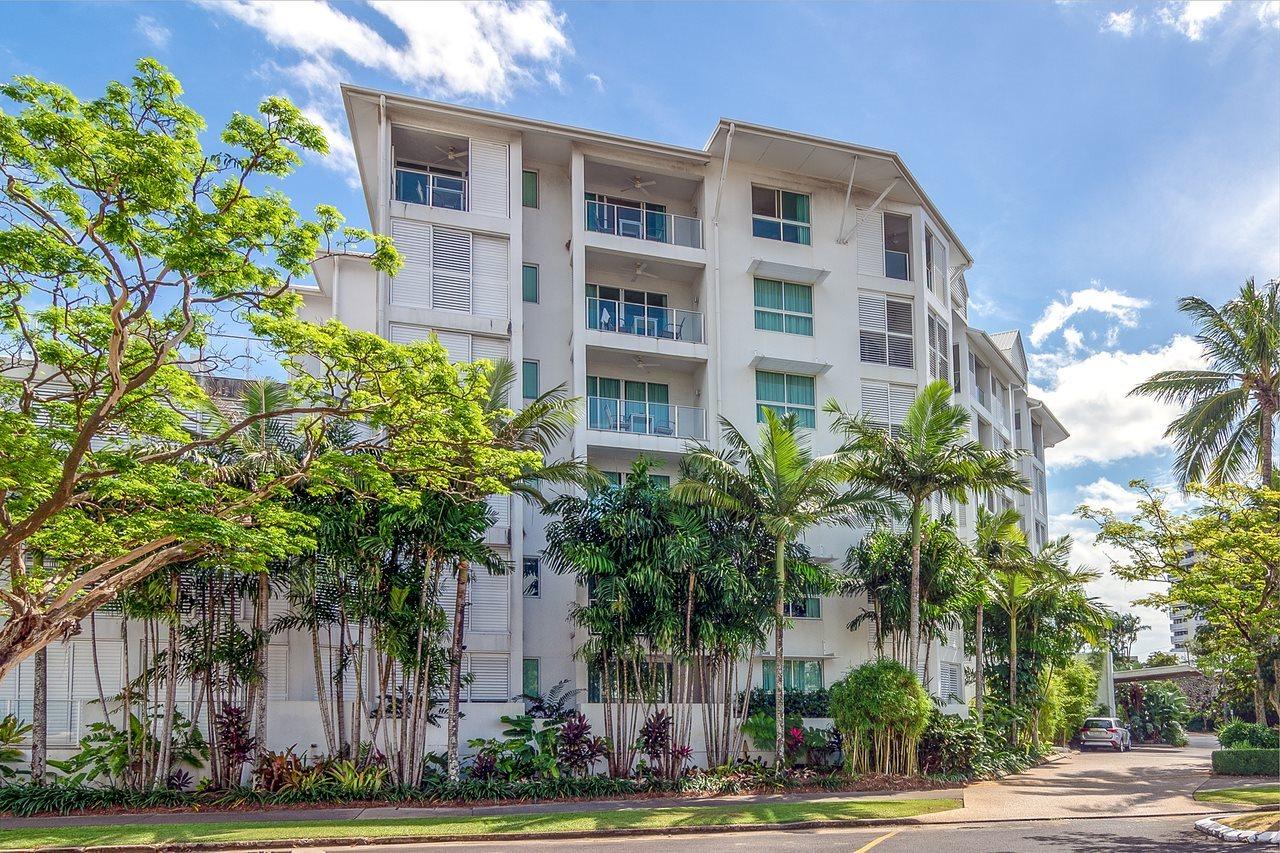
[618,175,656,196]
[631,262,659,281]
[429,145,468,168]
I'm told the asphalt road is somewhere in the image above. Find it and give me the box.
[324,815,1223,852]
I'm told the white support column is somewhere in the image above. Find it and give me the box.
[569,146,588,463]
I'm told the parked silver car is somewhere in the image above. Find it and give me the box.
[1079,717,1132,751]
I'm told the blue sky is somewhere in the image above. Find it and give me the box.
[3,1,1278,655]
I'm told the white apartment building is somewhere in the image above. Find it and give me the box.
[2,88,1067,764]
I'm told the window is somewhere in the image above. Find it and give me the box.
[522,360,539,400]
[927,311,950,383]
[522,658,540,696]
[761,659,823,693]
[522,264,539,303]
[755,371,816,428]
[784,587,821,619]
[861,381,916,436]
[753,278,813,336]
[600,471,624,489]
[521,169,539,208]
[648,473,671,488]
[586,284,669,337]
[925,229,945,294]
[884,212,912,280]
[940,662,963,702]
[751,185,811,245]
[858,294,914,368]
[586,376,671,435]
[522,557,540,597]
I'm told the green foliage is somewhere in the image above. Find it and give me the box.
[741,711,800,753]
[1211,748,1280,776]
[466,714,563,782]
[1038,658,1100,745]
[50,712,207,786]
[829,660,931,775]
[0,713,31,782]
[1219,721,1280,750]
[1119,681,1190,746]
[744,687,830,719]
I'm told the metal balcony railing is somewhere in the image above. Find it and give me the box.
[586,298,705,344]
[586,397,705,440]
[585,200,702,249]
[394,167,467,211]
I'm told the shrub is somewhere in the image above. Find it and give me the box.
[1218,721,1280,750]
[556,713,607,777]
[918,709,984,777]
[465,714,562,782]
[1211,748,1280,776]
[1118,681,1189,746]
[744,687,831,718]
[829,660,931,775]
[0,714,31,783]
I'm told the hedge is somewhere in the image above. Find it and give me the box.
[1211,748,1280,776]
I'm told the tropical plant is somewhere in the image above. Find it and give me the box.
[1119,681,1190,746]
[969,508,1026,722]
[827,380,1027,674]
[673,409,885,769]
[1131,278,1279,486]
[844,518,975,684]
[0,714,30,783]
[829,659,932,775]
[556,713,607,776]
[465,714,562,782]
[514,678,582,722]
[50,712,207,787]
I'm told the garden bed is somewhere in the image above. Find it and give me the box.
[0,772,962,819]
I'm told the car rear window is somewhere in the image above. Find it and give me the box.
[1084,718,1113,728]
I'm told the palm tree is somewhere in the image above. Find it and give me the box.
[672,409,885,769]
[441,358,598,781]
[1131,278,1279,486]
[827,380,1028,673]
[970,507,1025,723]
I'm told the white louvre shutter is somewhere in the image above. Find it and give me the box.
[431,228,472,313]
[860,381,890,430]
[858,294,888,365]
[268,645,289,700]
[321,646,359,700]
[467,653,509,702]
[471,235,509,319]
[470,336,509,363]
[44,644,72,702]
[886,300,914,369]
[889,384,915,433]
[390,324,472,362]
[468,571,510,634]
[856,209,884,277]
[858,294,886,332]
[486,493,511,528]
[467,139,510,218]
[389,220,433,307]
[72,638,123,701]
[388,322,432,345]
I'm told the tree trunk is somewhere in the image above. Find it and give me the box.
[30,647,47,786]
[974,602,985,724]
[252,572,269,763]
[1254,658,1268,723]
[153,575,180,789]
[1259,401,1274,486]
[908,501,923,674]
[773,536,786,771]
[446,560,470,781]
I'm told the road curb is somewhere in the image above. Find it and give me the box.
[1194,816,1280,844]
[7,816,936,853]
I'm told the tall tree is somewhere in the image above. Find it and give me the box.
[441,358,593,781]
[1131,278,1279,486]
[969,507,1024,722]
[673,409,884,769]
[828,380,1027,673]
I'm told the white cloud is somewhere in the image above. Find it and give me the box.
[136,14,171,49]
[1062,326,1085,354]
[1029,285,1149,347]
[1260,0,1280,28]
[1074,477,1189,515]
[207,0,570,101]
[1157,0,1231,40]
[586,72,605,92]
[203,1,573,183]
[1034,334,1205,469]
[1102,8,1137,36]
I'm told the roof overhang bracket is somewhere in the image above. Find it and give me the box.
[839,177,899,245]
[835,156,858,245]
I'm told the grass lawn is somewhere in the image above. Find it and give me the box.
[0,797,960,850]
[1222,811,1279,833]
[1195,784,1280,807]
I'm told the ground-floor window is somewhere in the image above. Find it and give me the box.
[760,658,823,693]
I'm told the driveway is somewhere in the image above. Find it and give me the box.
[922,732,1223,823]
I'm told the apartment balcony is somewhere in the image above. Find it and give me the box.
[582,161,705,266]
[394,166,466,211]
[585,200,702,249]
[585,396,705,458]
[583,297,709,366]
